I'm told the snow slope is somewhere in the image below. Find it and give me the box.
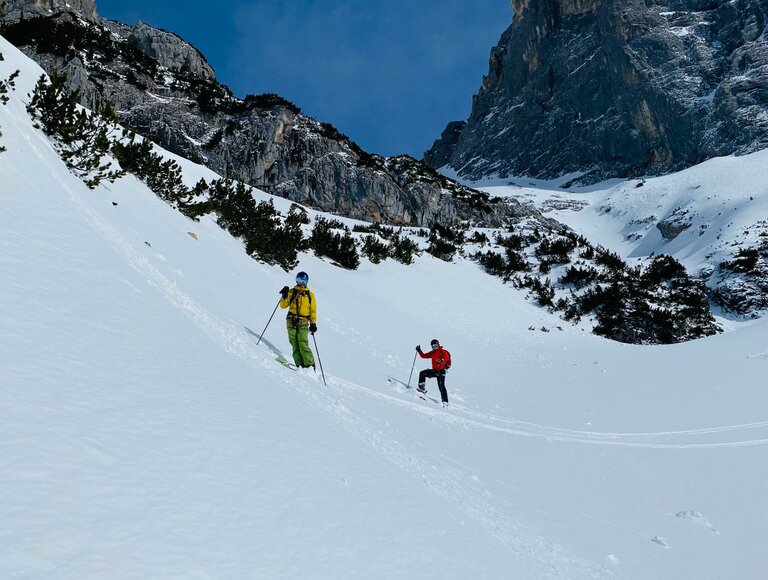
[2,37,768,579]
[476,154,768,321]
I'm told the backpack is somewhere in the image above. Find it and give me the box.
[439,348,452,370]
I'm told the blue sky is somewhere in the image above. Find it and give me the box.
[97,1,513,158]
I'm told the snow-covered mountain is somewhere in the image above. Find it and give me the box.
[3,32,768,580]
[426,0,768,184]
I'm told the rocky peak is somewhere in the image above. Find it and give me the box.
[125,21,215,80]
[426,0,768,184]
[3,0,98,22]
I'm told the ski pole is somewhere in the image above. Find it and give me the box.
[407,351,417,388]
[311,332,327,386]
[256,297,281,346]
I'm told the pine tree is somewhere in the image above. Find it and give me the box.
[266,204,309,271]
[188,179,307,270]
[389,234,420,265]
[111,130,191,205]
[310,217,360,270]
[27,74,124,188]
[0,45,20,154]
[361,234,389,264]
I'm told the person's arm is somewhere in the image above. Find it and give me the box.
[279,286,291,309]
[309,291,318,333]
[416,346,430,359]
[310,291,317,324]
[443,350,452,369]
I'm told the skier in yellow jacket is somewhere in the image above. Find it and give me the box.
[279,271,317,368]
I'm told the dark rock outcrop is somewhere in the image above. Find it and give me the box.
[426,0,768,183]
[1,0,531,227]
[125,21,215,81]
[3,0,98,22]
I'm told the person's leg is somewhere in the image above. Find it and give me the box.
[288,325,303,366]
[437,371,448,404]
[418,369,435,392]
[297,322,315,367]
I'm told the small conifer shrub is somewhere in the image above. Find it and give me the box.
[310,217,360,270]
[720,248,760,274]
[389,234,420,265]
[0,52,19,153]
[361,235,390,264]
[27,74,124,188]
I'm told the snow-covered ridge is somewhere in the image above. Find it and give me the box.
[478,151,768,321]
[3,36,768,580]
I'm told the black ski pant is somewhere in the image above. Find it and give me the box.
[418,369,448,403]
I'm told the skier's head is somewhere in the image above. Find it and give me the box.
[295,271,309,286]
[430,339,440,349]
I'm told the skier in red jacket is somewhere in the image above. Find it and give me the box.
[416,339,452,407]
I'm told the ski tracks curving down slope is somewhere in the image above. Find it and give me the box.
[62,172,612,579]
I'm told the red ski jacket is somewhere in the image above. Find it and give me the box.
[418,347,452,371]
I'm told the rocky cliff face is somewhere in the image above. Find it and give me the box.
[1,0,530,227]
[3,0,97,22]
[426,0,768,183]
[125,22,216,81]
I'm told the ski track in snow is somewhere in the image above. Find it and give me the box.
[334,376,768,449]
[53,171,610,579]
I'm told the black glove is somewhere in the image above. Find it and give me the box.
[416,345,422,353]
[280,286,289,299]
[309,323,317,333]
[437,358,444,365]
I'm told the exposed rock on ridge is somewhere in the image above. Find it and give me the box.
[3,0,97,22]
[126,21,215,81]
[426,0,768,184]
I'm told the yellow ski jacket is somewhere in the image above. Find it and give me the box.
[280,286,317,324]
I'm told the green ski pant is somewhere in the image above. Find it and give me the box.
[287,320,315,367]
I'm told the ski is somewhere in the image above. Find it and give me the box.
[387,377,440,404]
[276,356,297,371]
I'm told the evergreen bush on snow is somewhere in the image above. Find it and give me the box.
[535,236,576,264]
[0,48,20,154]
[427,236,457,262]
[310,217,360,270]
[388,234,420,265]
[353,223,395,239]
[470,231,489,246]
[476,247,532,282]
[559,265,599,289]
[187,180,308,271]
[111,130,193,206]
[361,235,389,264]
[426,223,465,262]
[27,74,124,188]
[720,248,760,275]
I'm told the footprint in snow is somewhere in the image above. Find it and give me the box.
[676,510,721,534]
[651,535,670,548]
